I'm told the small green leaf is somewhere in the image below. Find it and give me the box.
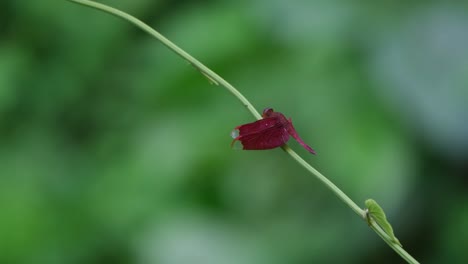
[188,62,219,85]
[365,199,402,247]
[200,70,219,85]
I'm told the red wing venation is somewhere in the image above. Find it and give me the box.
[235,117,277,135]
[232,117,289,150]
[231,108,316,154]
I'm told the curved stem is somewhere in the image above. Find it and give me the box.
[66,1,419,263]
[67,0,261,120]
[282,145,365,218]
[370,221,419,263]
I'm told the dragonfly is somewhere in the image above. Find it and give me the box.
[231,108,316,154]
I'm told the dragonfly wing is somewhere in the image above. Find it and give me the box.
[235,117,278,135]
[238,122,290,150]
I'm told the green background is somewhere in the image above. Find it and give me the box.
[1,0,467,263]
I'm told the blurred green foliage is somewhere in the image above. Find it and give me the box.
[1,0,467,263]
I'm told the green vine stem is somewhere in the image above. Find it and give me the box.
[67,1,420,263]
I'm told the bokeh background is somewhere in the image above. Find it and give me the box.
[1,0,467,263]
